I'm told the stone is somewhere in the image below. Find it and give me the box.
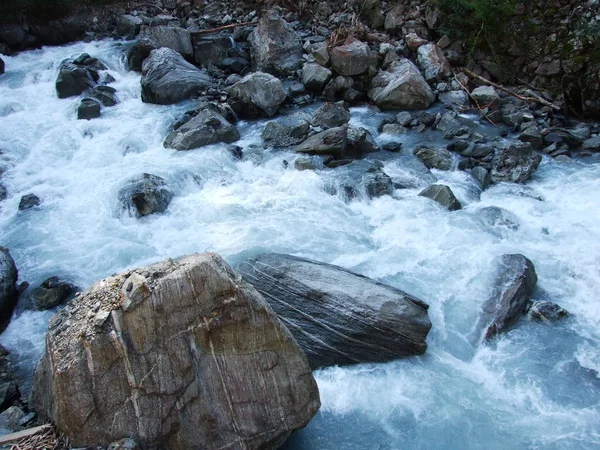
[311,102,350,129]
[107,438,141,450]
[117,173,173,218]
[163,104,240,150]
[0,346,21,412]
[294,126,347,159]
[439,90,469,108]
[77,98,101,120]
[0,57,4,75]
[18,193,40,210]
[302,63,332,92]
[384,5,404,32]
[126,38,158,72]
[535,60,561,77]
[471,86,499,106]
[417,43,452,82]
[418,184,462,211]
[192,33,233,67]
[478,254,537,340]
[330,38,377,76]
[226,72,286,118]
[491,141,542,184]
[0,406,25,432]
[141,48,213,105]
[0,248,18,333]
[310,42,330,66]
[519,125,543,149]
[139,25,193,59]
[368,59,435,110]
[55,62,96,99]
[262,121,309,148]
[362,168,393,198]
[116,15,143,38]
[397,111,413,126]
[479,206,520,231]
[404,32,428,51]
[527,301,568,321]
[249,10,302,76]
[32,253,320,449]
[238,253,431,369]
[346,126,379,157]
[545,128,583,148]
[471,166,491,190]
[413,144,453,171]
[582,136,600,152]
[294,158,316,171]
[359,0,385,29]
[89,85,118,107]
[31,277,78,310]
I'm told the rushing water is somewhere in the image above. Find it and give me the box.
[0,40,599,449]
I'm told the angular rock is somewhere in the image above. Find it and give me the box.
[527,301,568,321]
[32,253,320,449]
[471,166,491,190]
[0,248,18,333]
[417,43,452,82]
[238,253,431,369]
[368,59,435,110]
[362,168,393,198]
[0,406,25,432]
[404,32,428,51]
[89,85,118,107]
[262,121,309,148]
[55,62,96,99]
[413,144,453,171]
[330,38,377,76]
[227,72,286,118]
[294,126,347,159]
[249,10,302,76]
[192,33,233,67]
[346,126,379,157]
[116,15,143,38]
[519,125,543,149]
[18,193,40,210]
[163,105,239,150]
[302,63,332,92]
[311,102,350,129]
[419,184,462,211]
[582,136,600,152]
[126,38,158,72]
[77,98,101,120]
[141,48,213,105]
[31,277,77,310]
[310,42,330,66]
[117,173,173,217]
[479,254,537,340]
[0,345,21,412]
[439,90,469,108]
[471,86,499,106]
[491,141,542,183]
[0,57,4,75]
[294,158,316,171]
[139,25,193,59]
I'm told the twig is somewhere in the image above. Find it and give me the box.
[191,21,258,35]
[462,67,561,110]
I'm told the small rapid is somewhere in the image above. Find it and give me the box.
[1,40,599,449]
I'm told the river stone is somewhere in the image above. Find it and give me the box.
[226,72,286,118]
[478,206,520,231]
[31,253,320,449]
[0,345,21,412]
[141,48,213,105]
[417,43,452,82]
[330,38,377,77]
[479,254,537,340]
[346,126,379,157]
[368,59,435,110]
[362,168,393,198]
[413,144,453,171]
[163,105,239,150]
[582,136,600,152]
[56,62,96,99]
[262,121,309,148]
[302,63,332,92]
[471,166,491,190]
[116,15,143,38]
[294,126,347,159]
[31,277,77,310]
[527,301,568,321]
[0,57,4,75]
[89,85,117,107]
[77,98,101,120]
[310,102,350,129]
[139,25,193,59]
[0,248,18,333]
[117,173,173,217]
[192,33,233,67]
[419,184,462,211]
[238,253,432,369]
[18,193,41,210]
[249,10,302,76]
[491,141,542,183]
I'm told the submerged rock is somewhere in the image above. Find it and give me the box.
[77,98,101,120]
[527,301,568,321]
[89,85,117,107]
[18,193,40,210]
[491,142,542,183]
[227,72,286,118]
[55,61,97,99]
[362,168,393,198]
[262,121,309,148]
[478,206,520,231]
[238,253,431,369]
[0,248,18,333]
[32,253,320,449]
[117,173,173,217]
[30,276,78,310]
[419,184,462,211]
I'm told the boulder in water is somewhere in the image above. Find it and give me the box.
[527,301,568,321]
[419,184,462,211]
[0,248,18,333]
[139,25,193,60]
[262,121,309,148]
[77,98,101,120]
[362,167,393,198]
[89,86,117,107]
[117,173,173,217]
[346,126,379,157]
[55,62,96,99]
[226,72,286,118]
[491,141,542,183]
[310,102,350,129]
[238,253,431,369]
[30,277,78,310]
[294,126,347,158]
[471,166,491,190]
[32,253,320,449]
[478,206,520,231]
[141,48,213,105]
[18,194,41,210]
[413,144,453,170]
[0,57,4,75]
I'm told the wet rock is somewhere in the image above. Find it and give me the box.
[0,57,4,75]
[311,102,350,129]
[249,10,302,76]
[31,277,78,310]
[582,136,600,152]
[519,125,543,149]
[346,126,379,157]
[471,166,491,190]
[89,85,117,107]
[302,63,332,92]
[139,26,193,59]
[117,173,173,217]
[77,98,101,120]
[478,206,520,231]
[116,15,143,38]
[417,43,452,82]
[141,48,212,104]
[18,194,41,210]
[238,253,431,369]
[0,406,25,432]
[32,253,320,449]
[108,438,141,450]
[0,345,21,412]
[527,301,568,321]
[0,248,18,333]
[227,145,243,160]
[419,184,462,211]
[330,38,377,76]
[55,61,96,99]
[368,59,435,110]
[294,126,347,158]
[491,141,541,183]
[294,158,316,171]
[413,144,453,171]
[470,86,499,107]
[362,168,393,198]
[397,111,413,126]
[262,121,309,148]
[192,33,233,67]
[163,104,239,150]
[126,38,158,72]
[0,185,6,202]
[545,128,583,149]
[226,72,286,118]
[479,254,537,340]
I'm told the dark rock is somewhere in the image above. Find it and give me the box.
[359,0,385,29]
[32,253,319,449]
[227,145,243,160]
[419,184,462,211]
[55,62,96,99]
[302,63,332,92]
[126,38,158,72]
[382,142,403,152]
[149,15,180,27]
[139,26,193,59]
[0,248,18,333]
[362,168,393,198]
[192,33,233,67]
[0,185,7,202]
[413,144,453,171]
[226,72,286,118]
[582,136,600,152]
[397,111,413,126]
[0,406,25,432]
[218,57,248,74]
[527,301,568,321]
[141,48,213,105]
[519,125,543,149]
[471,166,491,190]
[238,253,431,369]
[311,102,350,129]
[491,142,542,184]
[330,38,377,77]
[0,57,4,75]
[545,128,583,148]
[31,277,77,310]
[471,86,499,106]
[262,121,309,148]
[18,194,40,210]
[479,206,520,231]
[89,86,117,107]
[0,345,21,412]
[116,15,143,38]
[294,126,347,158]
[118,173,173,218]
[77,98,102,120]
[346,126,379,157]
[479,254,537,340]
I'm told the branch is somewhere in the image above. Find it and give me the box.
[192,21,258,35]
[453,70,496,126]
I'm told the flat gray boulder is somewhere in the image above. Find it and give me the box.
[238,253,431,369]
[141,48,213,105]
[227,72,286,118]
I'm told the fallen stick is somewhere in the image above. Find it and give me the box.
[0,425,52,445]
[461,68,561,111]
[453,70,496,126]
[191,21,258,35]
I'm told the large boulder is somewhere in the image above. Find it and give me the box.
[32,253,320,449]
[416,43,452,82]
[302,63,332,92]
[192,32,233,67]
[248,10,302,76]
[0,248,18,333]
[491,141,542,183]
[238,253,431,369]
[139,26,193,60]
[294,126,347,159]
[478,254,537,340]
[0,57,4,75]
[56,61,97,99]
[141,48,213,105]
[310,102,350,129]
[362,168,393,199]
[163,104,240,150]
[346,126,379,157]
[77,98,102,120]
[330,38,377,76]
[117,173,173,218]
[226,72,286,118]
[368,59,435,110]
[418,184,462,211]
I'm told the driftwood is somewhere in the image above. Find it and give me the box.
[192,21,258,35]
[462,68,561,111]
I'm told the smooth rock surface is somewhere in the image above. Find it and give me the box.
[238,253,431,369]
[227,72,286,118]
